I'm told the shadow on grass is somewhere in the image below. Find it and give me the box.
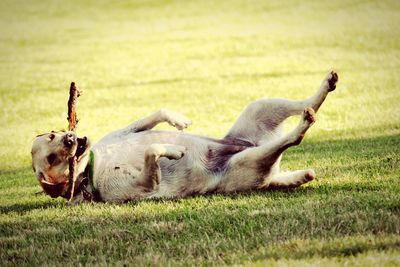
[113,65,400,90]
[0,201,64,214]
[292,133,399,157]
[111,68,327,88]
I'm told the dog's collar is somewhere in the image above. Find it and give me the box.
[88,150,96,191]
[82,150,102,202]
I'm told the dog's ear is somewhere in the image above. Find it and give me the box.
[40,180,68,198]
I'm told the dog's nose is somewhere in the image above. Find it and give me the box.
[63,133,75,147]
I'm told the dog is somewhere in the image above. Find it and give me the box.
[31,71,338,203]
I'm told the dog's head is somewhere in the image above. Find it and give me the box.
[31,131,91,198]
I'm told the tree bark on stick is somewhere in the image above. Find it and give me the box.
[67,82,81,201]
[67,82,80,131]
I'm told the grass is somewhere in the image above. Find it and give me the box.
[0,0,399,265]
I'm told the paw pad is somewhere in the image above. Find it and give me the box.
[304,170,316,182]
[328,71,339,92]
[303,107,316,123]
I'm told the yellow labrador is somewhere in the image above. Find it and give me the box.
[31,71,338,203]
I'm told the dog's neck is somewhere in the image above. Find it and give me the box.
[63,150,102,203]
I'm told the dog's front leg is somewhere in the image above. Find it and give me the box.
[124,109,191,133]
[137,144,186,190]
[160,109,192,131]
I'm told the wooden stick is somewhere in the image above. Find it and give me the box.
[67,82,81,201]
[67,82,80,131]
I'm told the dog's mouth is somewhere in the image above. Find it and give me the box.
[40,179,68,198]
[74,136,89,159]
[38,171,69,198]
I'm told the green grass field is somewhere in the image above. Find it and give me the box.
[1,0,400,266]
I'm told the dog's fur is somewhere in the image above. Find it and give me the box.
[31,71,338,203]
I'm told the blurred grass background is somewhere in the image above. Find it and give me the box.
[0,0,399,266]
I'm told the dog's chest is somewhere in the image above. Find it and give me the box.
[92,138,145,176]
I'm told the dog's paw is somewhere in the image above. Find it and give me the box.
[162,109,192,130]
[163,144,186,160]
[325,70,339,92]
[304,169,316,182]
[288,169,316,188]
[303,107,316,124]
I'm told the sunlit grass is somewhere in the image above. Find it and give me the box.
[0,0,399,265]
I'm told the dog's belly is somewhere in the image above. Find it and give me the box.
[92,130,253,199]
[93,130,212,170]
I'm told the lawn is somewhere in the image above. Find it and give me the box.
[1,0,400,266]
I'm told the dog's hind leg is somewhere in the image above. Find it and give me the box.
[225,71,338,145]
[220,108,316,192]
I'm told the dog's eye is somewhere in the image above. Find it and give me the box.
[49,134,55,141]
[47,153,57,165]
